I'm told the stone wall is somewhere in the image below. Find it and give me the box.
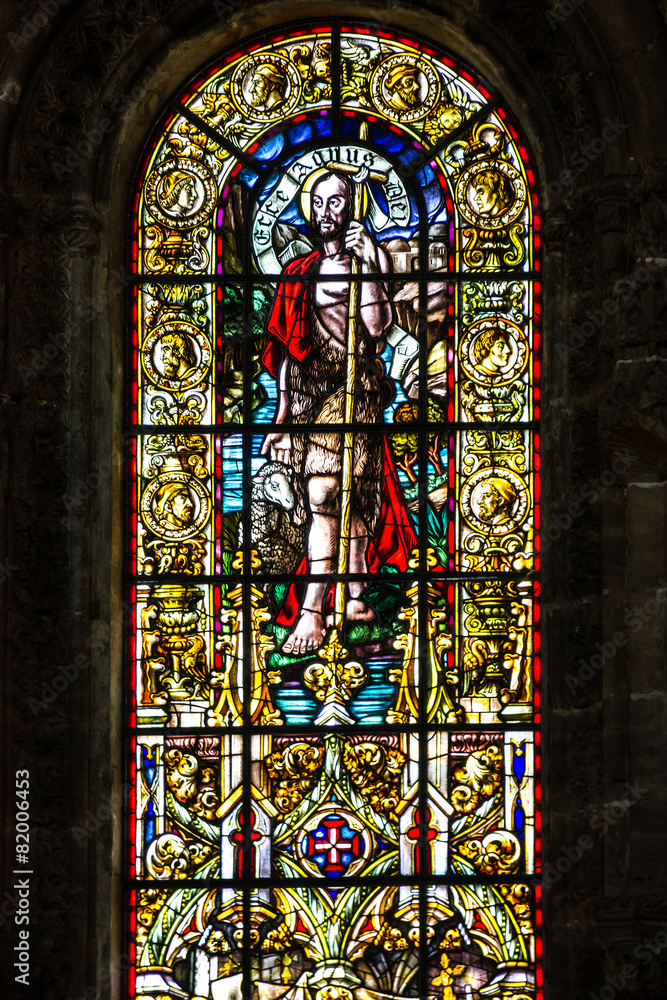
[1,1,666,997]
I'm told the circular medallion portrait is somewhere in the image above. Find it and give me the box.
[231,53,302,122]
[460,467,529,536]
[455,159,526,229]
[295,807,373,879]
[145,158,216,230]
[459,317,528,387]
[370,53,440,123]
[140,471,211,542]
[141,322,212,392]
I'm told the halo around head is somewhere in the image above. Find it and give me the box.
[299,166,369,223]
[299,167,328,222]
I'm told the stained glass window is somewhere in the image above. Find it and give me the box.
[126,21,541,1000]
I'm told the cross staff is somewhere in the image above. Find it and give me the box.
[323,157,388,633]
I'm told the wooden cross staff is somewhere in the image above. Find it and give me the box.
[323,156,388,633]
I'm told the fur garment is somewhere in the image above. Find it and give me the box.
[287,307,388,534]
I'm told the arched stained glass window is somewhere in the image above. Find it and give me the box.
[126,21,541,1000]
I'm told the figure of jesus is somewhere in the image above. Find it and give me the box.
[260,170,395,655]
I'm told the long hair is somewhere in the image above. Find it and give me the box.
[161,331,197,370]
[309,170,353,240]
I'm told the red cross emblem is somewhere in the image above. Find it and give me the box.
[229,808,263,878]
[405,806,440,874]
[302,813,363,876]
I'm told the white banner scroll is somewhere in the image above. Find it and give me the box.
[251,144,411,276]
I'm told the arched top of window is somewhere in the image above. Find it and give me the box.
[130,21,540,284]
[125,20,541,1000]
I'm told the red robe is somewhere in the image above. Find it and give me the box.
[261,251,419,627]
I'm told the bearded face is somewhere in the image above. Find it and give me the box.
[393,72,420,108]
[311,174,351,242]
[476,484,505,521]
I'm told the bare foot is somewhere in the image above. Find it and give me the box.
[282,610,326,655]
[325,601,376,627]
[346,599,376,622]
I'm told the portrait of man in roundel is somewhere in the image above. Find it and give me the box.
[248,60,288,112]
[159,328,198,382]
[474,476,519,528]
[141,322,210,393]
[472,326,512,377]
[158,169,200,220]
[384,62,423,113]
[471,167,516,220]
[140,469,211,544]
[233,54,301,120]
[371,53,439,122]
[153,481,196,533]
[145,157,216,230]
[461,467,529,537]
[459,316,527,388]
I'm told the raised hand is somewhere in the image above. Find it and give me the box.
[344,220,378,270]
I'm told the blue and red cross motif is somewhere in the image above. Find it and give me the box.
[302,813,363,876]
